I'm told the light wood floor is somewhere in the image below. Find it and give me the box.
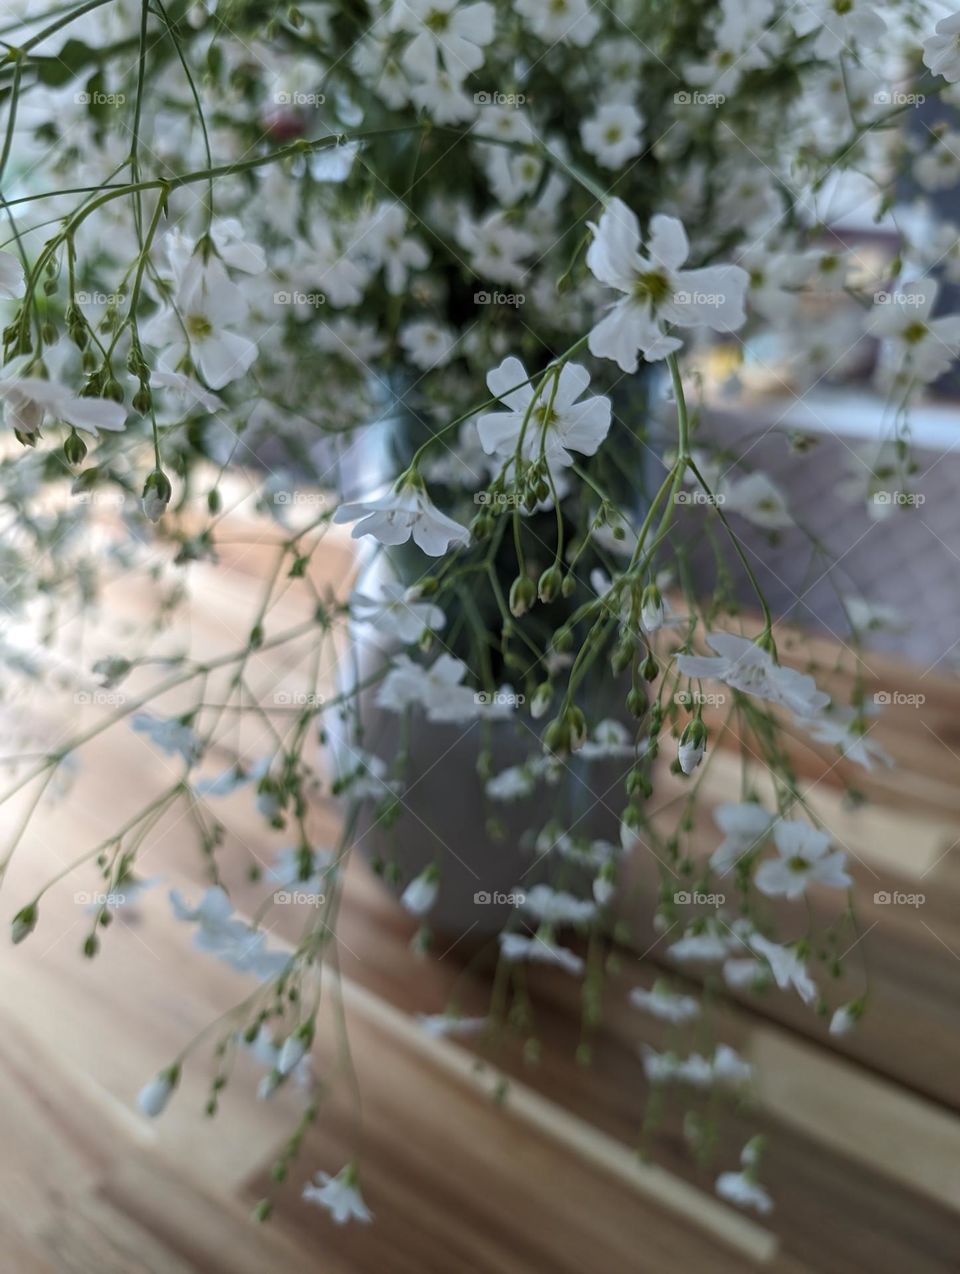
[1,499,958,1272]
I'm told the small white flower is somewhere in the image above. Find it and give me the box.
[803,706,893,771]
[486,764,537,801]
[0,250,26,299]
[870,278,960,383]
[586,199,748,372]
[498,931,585,975]
[789,0,885,58]
[829,1002,861,1036]
[580,103,644,169]
[131,712,202,766]
[578,719,637,760]
[417,1012,487,1037]
[391,0,495,85]
[401,865,440,916]
[722,471,792,530]
[334,480,470,556]
[676,632,830,716]
[516,0,599,46]
[137,1067,179,1118]
[303,1163,372,1225]
[143,257,257,390]
[629,982,700,1024]
[376,652,504,724]
[678,736,704,774]
[351,582,446,643]
[755,820,851,900]
[923,11,960,83]
[357,203,430,295]
[710,802,773,875]
[399,319,458,370]
[457,209,536,283]
[747,933,817,1004]
[0,376,126,442]
[478,356,611,469]
[716,1169,773,1215]
[520,884,597,926]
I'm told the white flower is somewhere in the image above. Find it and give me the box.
[399,319,458,370]
[417,1012,487,1037]
[747,933,817,1004]
[516,0,599,46]
[520,884,597,926]
[410,69,477,123]
[334,481,470,556]
[303,1164,372,1225]
[710,802,773,875]
[143,257,257,389]
[678,736,704,774]
[580,103,644,169]
[668,926,731,963]
[716,1169,773,1215]
[923,12,960,82]
[914,135,960,192]
[478,357,611,468]
[676,632,830,716]
[0,250,25,299]
[789,0,885,58]
[755,820,851,900]
[629,982,700,1024]
[301,223,370,307]
[457,210,536,283]
[803,705,893,771]
[578,719,636,760]
[351,582,446,643]
[870,279,960,383]
[278,1029,311,1076]
[137,1067,179,1118]
[642,1044,752,1087]
[498,931,585,975]
[722,472,792,530]
[586,199,748,372]
[131,712,202,766]
[358,203,430,294]
[486,764,537,801]
[844,596,904,633]
[377,652,486,724]
[0,376,126,442]
[170,887,291,981]
[401,865,440,916]
[722,957,770,991]
[391,0,495,85]
[830,1002,861,1036]
[151,367,220,413]
[268,845,333,893]
[711,1043,754,1086]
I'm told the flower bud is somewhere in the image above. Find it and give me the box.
[11,902,37,944]
[531,681,553,719]
[142,469,172,523]
[509,574,536,618]
[640,584,664,633]
[678,719,707,775]
[63,430,87,466]
[537,564,562,604]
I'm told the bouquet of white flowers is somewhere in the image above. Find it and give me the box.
[0,0,954,1225]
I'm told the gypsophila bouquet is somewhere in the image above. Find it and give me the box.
[0,0,954,1223]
